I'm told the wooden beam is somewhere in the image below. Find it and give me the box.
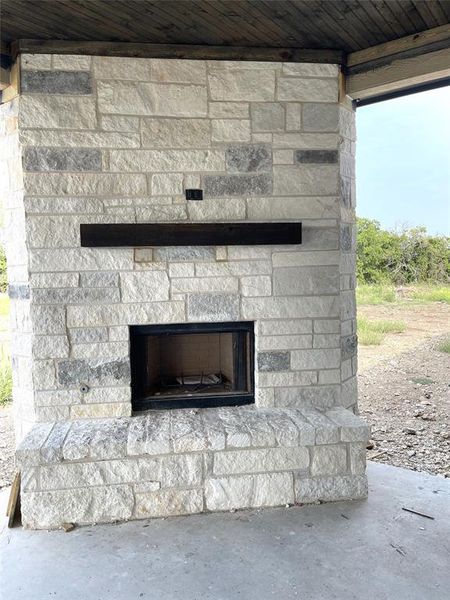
[347,23,450,68]
[346,47,450,101]
[80,223,302,248]
[12,39,344,64]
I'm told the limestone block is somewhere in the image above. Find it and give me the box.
[35,405,70,422]
[209,102,249,119]
[32,359,57,389]
[247,197,338,221]
[298,409,340,444]
[21,54,52,70]
[187,293,240,321]
[211,119,251,142]
[151,172,184,195]
[171,277,238,294]
[71,402,131,418]
[171,409,208,453]
[208,69,275,101]
[201,408,226,451]
[97,81,207,116]
[313,334,340,349]
[40,421,72,463]
[277,77,338,102]
[110,149,224,172]
[67,301,184,328]
[93,56,152,80]
[120,271,169,302]
[195,260,271,277]
[187,198,246,221]
[295,474,368,504]
[257,371,317,388]
[136,205,187,222]
[258,319,312,336]
[205,472,293,511]
[135,488,203,519]
[216,407,252,448]
[31,305,66,334]
[272,132,339,149]
[31,272,79,288]
[80,272,118,288]
[40,459,139,490]
[138,453,203,488]
[326,408,370,442]
[128,412,171,456]
[34,389,79,407]
[204,173,272,197]
[250,103,284,132]
[241,275,272,297]
[32,287,120,305]
[257,351,290,372]
[21,128,140,148]
[273,251,339,268]
[255,387,275,408]
[273,266,339,297]
[32,335,69,359]
[30,248,133,272]
[152,59,206,83]
[303,104,339,132]
[258,335,312,351]
[57,358,130,386]
[273,165,339,196]
[214,446,309,476]
[301,226,339,251]
[242,296,339,320]
[282,63,339,77]
[24,172,147,197]
[52,54,91,70]
[225,144,271,173]
[20,96,97,129]
[142,118,210,148]
[71,340,128,360]
[24,196,103,215]
[311,445,347,476]
[82,387,131,405]
[62,418,130,461]
[286,104,302,131]
[21,485,134,529]
[21,70,92,94]
[108,326,129,341]
[16,422,54,467]
[101,115,140,132]
[314,319,340,334]
[290,348,341,370]
[273,149,294,164]
[154,246,215,262]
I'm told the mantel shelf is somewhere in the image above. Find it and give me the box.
[80,223,302,247]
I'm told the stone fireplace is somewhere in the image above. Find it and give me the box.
[1,54,368,529]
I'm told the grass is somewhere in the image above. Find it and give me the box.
[0,293,9,317]
[356,284,397,305]
[0,349,12,406]
[357,317,406,345]
[438,338,450,354]
[409,286,450,304]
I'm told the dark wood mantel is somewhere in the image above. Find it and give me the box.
[80,223,302,247]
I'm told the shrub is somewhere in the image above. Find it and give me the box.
[356,218,450,285]
[0,351,12,406]
[0,245,7,294]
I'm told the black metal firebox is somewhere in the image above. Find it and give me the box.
[130,321,255,411]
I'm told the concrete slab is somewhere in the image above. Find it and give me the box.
[1,462,449,600]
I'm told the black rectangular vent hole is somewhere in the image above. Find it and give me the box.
[185,189,203,201]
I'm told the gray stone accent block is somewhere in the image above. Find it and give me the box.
[225,144,272,173]
[257,351,290,372]
[294,150,338,164]
[341,335,358,361]
[187,293,240,321]
[8,283,30,299]
[273,266,339,296]
[204,173,272,197]
[340,223,353,252]
[21,70,92,94]
[57,358,130,386]
[154,247,215,262]
[24,148,102,172]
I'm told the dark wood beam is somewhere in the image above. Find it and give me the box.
[12,39,344,64]
[80,223,302,248]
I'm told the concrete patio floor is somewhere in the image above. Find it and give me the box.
[1,461,449,600]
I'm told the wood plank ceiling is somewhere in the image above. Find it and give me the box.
[2,0,450,52]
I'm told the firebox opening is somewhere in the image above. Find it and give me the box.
[130,322,254,411]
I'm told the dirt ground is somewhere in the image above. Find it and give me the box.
[358,302,450,477]
[0,302,449,490]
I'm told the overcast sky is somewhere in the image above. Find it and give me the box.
[355,86,450,236]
